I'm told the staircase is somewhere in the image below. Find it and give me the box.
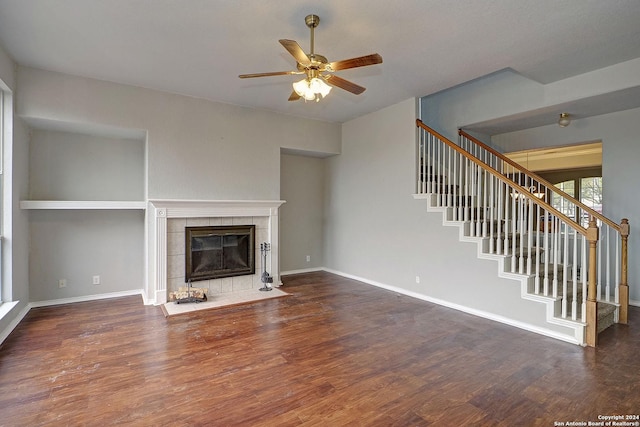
[414,120,630,347]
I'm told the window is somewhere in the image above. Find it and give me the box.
[551,179,575,220]
[552,176,602,227]
[0,89,3,303]
[0,82,13,310]
[505,142,603,228]
[580,176,602,213]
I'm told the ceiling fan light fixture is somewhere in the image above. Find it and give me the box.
[293,78,309,96]
[293,77,332,102]
[312,77,332,97]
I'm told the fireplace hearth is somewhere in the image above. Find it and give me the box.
[185,225,255,282]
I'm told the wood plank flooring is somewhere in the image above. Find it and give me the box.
[1,271,638,426]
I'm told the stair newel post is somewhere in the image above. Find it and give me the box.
[586,217,600,347]
[619,218,630,324]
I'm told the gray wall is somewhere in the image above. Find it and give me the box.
[29,130,145,201]
[421,59,640,142]
[325,99,422,284]
[15,67,341,303]
[28,210,144,301]
[420,69,544,139]
[279,153,326,273]
[17,67,341,201]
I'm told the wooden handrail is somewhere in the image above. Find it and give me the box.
[458,129,621,232]
[417,120,589,237]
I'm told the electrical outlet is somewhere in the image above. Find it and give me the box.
[58,279,67,288]
[415,276,421,284]
[92,275,100,285]
[306,255,311,262]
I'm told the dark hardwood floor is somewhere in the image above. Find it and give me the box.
[1,271,638,426]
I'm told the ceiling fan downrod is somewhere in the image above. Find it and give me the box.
[305,14,320,60]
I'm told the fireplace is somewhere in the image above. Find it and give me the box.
[147,199,284,305]
[185,225,255,282]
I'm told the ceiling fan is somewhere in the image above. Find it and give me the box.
[239,14,383,102]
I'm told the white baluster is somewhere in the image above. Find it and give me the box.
[489,174,495,253]
[605,225,611,302]
[458,148,464,222]
[571,228,578,320]
[553,217,559,299]
[496,180,503,254]
[519,193,525,274]
[447,144,453,207]
[562,221,569,318]
[424,131,429,194]
[615,230,620,305]
[527,195,533,276]
[534,197,541,294]
[543,209,550,296]
[421,131,426,193]
[511,188,517,272]
[581,234,587,322]
[476,164,482,237]
[597,226,602,301]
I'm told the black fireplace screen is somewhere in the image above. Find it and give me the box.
[185,225,255,282]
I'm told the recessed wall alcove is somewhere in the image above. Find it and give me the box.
[147,200,285,305]
[21,124,147,302]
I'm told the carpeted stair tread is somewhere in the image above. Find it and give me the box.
[598,302,617,317]
[597,302,617,333]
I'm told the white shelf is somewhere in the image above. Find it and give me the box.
[20,200,147,210]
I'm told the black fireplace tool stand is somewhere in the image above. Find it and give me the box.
[259,242,273,291]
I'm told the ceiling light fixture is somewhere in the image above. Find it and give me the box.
[293,76,332,102]
[558,113,571,127]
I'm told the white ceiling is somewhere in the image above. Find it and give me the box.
[1,0,640,125]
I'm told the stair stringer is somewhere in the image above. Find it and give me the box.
[419,193,587,346]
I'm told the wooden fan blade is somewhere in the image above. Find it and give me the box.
[279,39,311,66]
[288,90,301,101]
[239,70,300,78]
[325,75,366,95]
[329,53,382,71]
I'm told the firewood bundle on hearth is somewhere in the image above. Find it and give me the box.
[168,287,207,302]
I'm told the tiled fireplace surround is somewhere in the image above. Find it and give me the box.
[147,200,285,305]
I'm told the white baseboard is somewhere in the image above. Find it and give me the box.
[0,300,20,322]
[0,303,31,346]
[281,267,324,276]
[30,289,144,308]
[323,267,582,346]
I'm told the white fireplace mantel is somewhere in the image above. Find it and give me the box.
[146,199,285,305]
